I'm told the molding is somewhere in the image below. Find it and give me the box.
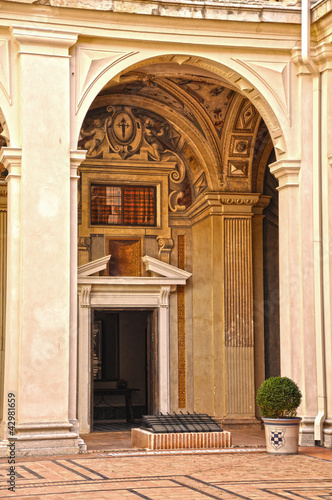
[70,149,87,178]
[78,254,111,276]
[159,286,171,309]
[252,195,271,215]
[315,42,332,71]
[0,147,22,178]
[219,192,260,215]
[11,26,78,56]
[186,192,222,225]
[269,159,301,190]
[142,255,191,280]
[80,285,91,308]
[0,39,11,104]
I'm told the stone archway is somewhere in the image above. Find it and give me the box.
[75,61,279,428]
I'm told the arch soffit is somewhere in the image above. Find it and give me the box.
[89,92,218,191]
[73,52,288,160]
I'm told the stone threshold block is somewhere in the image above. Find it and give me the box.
[132,428,232,450]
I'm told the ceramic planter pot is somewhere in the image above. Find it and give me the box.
[262,417,301,454]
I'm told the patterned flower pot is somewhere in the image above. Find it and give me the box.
[262,417,301,454]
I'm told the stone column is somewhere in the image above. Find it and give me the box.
[0,27,79,456]
[269,160,301,383]
[316,43,332,447]
[220,193,260,426]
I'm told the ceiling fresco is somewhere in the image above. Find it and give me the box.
[84,67,273,196]
[101,73,236,140]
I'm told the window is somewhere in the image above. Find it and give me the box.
[91,184,156,226]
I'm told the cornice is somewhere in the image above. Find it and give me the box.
[0,147,22,178]
[11,26,78,57]
[269,158,300,190]
[70,149,86,178]
[315,42,332,71]
[312,0,332,23]
[186,191,262,223]
[292,42,332,73]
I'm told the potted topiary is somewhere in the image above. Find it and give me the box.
[256,376,302,454]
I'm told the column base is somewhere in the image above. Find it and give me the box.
[323,419,332,449]
[69,418,87,453]
[0,421,79,457]
[299,416,315,447]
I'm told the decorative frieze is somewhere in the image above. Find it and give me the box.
[177,235,186,409]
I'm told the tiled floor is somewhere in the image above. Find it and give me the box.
[0,429,332,499]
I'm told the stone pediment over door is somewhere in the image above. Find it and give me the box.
[77,255,191,433]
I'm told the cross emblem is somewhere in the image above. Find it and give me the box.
[117,117,130,139]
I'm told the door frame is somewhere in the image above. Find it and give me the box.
[77,256,191,434]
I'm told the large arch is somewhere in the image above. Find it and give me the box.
[71,52,290,160]
[75,55,280,431]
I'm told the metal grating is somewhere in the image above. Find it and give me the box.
[141,412,222,433]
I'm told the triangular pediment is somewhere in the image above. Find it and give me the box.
[78,254,111,276]
[142,255,191,280]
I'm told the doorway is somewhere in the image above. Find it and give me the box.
[91,309,157,430]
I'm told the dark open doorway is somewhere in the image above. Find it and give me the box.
[91,309,157,431]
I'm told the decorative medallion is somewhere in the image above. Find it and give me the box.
[229,136,252,157]
[106,106,142,159]
[112,111,135,144]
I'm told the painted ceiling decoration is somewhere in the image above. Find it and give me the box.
[80,68,273,211]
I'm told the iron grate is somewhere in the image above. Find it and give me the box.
[141,412,222,433]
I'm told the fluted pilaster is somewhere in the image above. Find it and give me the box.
[220,193,259,423]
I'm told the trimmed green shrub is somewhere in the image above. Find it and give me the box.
[256,376,302,418]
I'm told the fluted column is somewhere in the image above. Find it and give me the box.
[220,193,260,424]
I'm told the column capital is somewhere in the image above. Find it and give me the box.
[218,192,260,214]
[314,42,332,72]
[252,195,271,216]
[70,149,86,178]
[79,285,91,308]
[0,147,22,178]
[11,26,78,57]
[292,43,332,74]
[269,159,301,190]
[159,286,171,309]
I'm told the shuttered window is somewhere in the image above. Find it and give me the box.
[91,184,156,226]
